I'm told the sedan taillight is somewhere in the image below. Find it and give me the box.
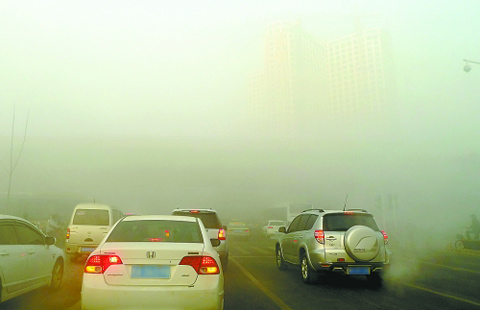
[218,228,226,240]
[179,256,220,274]
[85,255,123,274]
[66,228,70,239]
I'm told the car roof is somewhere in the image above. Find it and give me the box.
[0,214,27,221]
[301,209,371,215]
[172,208,218,213]
[122,215,197,222]
[74,203,113,210]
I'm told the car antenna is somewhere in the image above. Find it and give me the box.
[343,194,348,211]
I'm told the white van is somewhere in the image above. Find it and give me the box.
[65,203,124,259]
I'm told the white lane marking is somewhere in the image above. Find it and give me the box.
[402,282,480,307]
[235,247,251,256]
[403,258,480,274]
[251,246,273,255]
[419,261,480,274]
[231,257,292,310]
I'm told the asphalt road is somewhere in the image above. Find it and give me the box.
[1,234,479,310]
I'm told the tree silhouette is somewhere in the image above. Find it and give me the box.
[2,107,29,212]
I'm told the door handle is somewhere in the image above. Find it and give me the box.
[0,252,9,257]
[28,251,35,255]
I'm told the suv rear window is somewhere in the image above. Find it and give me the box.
[172,211,222,229]
[73,209,109,226]
[323,213,379,231]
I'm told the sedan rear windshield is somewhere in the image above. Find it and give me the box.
[323,214,379,231]
[107,220,203,243]
[73,209,109,226]
[172,211,222,229]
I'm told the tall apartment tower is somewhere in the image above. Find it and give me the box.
[248,20,394,139]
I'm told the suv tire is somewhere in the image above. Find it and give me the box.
[276,246,288,271]
[367,272,383,287]
[300,253,317,284]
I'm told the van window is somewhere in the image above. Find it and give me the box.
[73,209,110,226]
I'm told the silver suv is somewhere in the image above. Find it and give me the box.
[172,208,229,271]
[275,209,391,285]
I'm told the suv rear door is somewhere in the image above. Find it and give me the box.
[322,213,382,262]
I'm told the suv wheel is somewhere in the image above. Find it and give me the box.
[300,253,317,284]
[367,272,383,287]
[276,246,288,270]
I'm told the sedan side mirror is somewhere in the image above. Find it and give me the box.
[210,238,221,247]
[46,236,56,246]
[278,226,286,233]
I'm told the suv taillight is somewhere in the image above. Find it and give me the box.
[314,230,325,244]
[66,228,70,239]
[381,230,388,245]
[179,256,220,274]
[218,228,226,240]
[85,255,123,274]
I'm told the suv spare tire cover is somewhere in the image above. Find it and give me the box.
[345,225,380,262]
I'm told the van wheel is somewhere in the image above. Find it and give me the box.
[49,259,64,291]
[276,246,288,270]
[300,253,317,284]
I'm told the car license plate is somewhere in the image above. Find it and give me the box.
[347,266,370,275]
[81,247,96,253]
[131,265,171,279]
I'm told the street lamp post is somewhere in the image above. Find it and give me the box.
[463,59,480,73]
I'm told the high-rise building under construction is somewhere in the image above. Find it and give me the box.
[248,20,395,139]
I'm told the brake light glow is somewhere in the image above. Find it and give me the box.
[268,226,273,229]
[218,228,226,240]
[85,255,123,274]
[381,230,388,244]
[190,210,200,213]
[344,211,354,215]
[179,256,220,274]
[314,230,325,244]
[66,228,70,239]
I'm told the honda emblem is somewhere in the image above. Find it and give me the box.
[146,251,156,259]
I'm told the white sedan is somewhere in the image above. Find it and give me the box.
[81,215,224,310]
[0,214,65,304]
[262,220,286,237]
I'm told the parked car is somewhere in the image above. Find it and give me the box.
[81,215,224,310]
[0,214,65,304]
[262,220,286,237]
[275,209,391,286]
[227,221,251,240]
[65,203,124,261]
[172,208,229,270]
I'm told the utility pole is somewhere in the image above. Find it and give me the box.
[4,107,29,212]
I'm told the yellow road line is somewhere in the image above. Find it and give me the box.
[402,282,480,307]
[231,257,292,310]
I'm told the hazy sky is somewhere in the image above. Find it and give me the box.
[1,1,479,227]
[1,0,479,140]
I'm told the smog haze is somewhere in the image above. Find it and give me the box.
[1,0,479,240]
